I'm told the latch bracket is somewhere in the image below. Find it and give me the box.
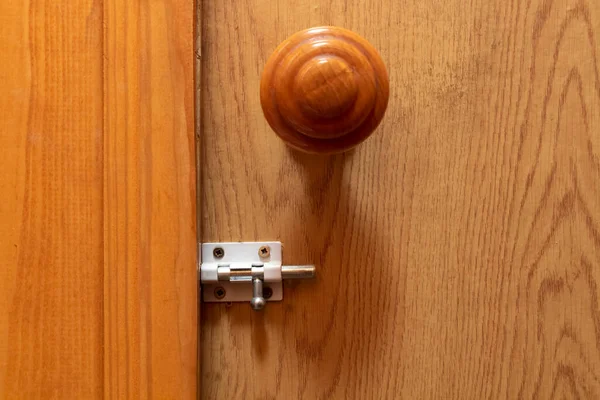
[199,242,315,310]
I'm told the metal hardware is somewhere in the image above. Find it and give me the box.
[251,277,266,310]
[199,242,315,310]
[214,286,226,299]
[263,286,273,299]
[282,265,315,279]
[258,245,270,258]
[213,247,225,259]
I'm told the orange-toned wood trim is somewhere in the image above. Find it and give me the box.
[103,0,197,397]
[0,1,104,396]
[195,0,203,396]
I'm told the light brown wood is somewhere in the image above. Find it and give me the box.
[201,0,600,398]
[261,26,389,153]
[0,0,197,398]
[103,0,197,398]
[0,1,104,397]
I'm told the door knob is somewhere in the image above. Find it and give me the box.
[260,26,389,154]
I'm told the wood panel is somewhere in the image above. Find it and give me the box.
[0,0,196,397]
[103,0,197,398]
[0,0,104,397]
[200,0,600,398]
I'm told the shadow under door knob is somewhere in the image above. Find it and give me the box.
[260,26,389,154]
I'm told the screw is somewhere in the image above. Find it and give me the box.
[213,247,225,259]
[214,286,226,299]
[258,245,270,258]
[263,286,273,299]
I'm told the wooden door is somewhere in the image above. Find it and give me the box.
[200,0,600,399]
[0,0,197,398]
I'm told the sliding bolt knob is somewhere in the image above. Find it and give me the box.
[250,277,266,311]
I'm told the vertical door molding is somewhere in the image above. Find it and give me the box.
[195,0,203,395]
[103,0,197,398]
[0,1,104,396]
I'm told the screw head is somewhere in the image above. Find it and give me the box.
[263,286,273,299]
[214,286,226,299]
[213,247,225,259]
[258,245,270,258]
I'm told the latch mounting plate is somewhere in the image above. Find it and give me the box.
[200,242,283,303]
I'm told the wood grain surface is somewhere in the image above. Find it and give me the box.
[0,0,196,398]
[103,0,196,398]
[200,0,600,399]
[0,1,104,397]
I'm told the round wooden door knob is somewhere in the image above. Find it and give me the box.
[260,26,389,154]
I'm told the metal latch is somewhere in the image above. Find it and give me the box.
[199,242,315,310]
